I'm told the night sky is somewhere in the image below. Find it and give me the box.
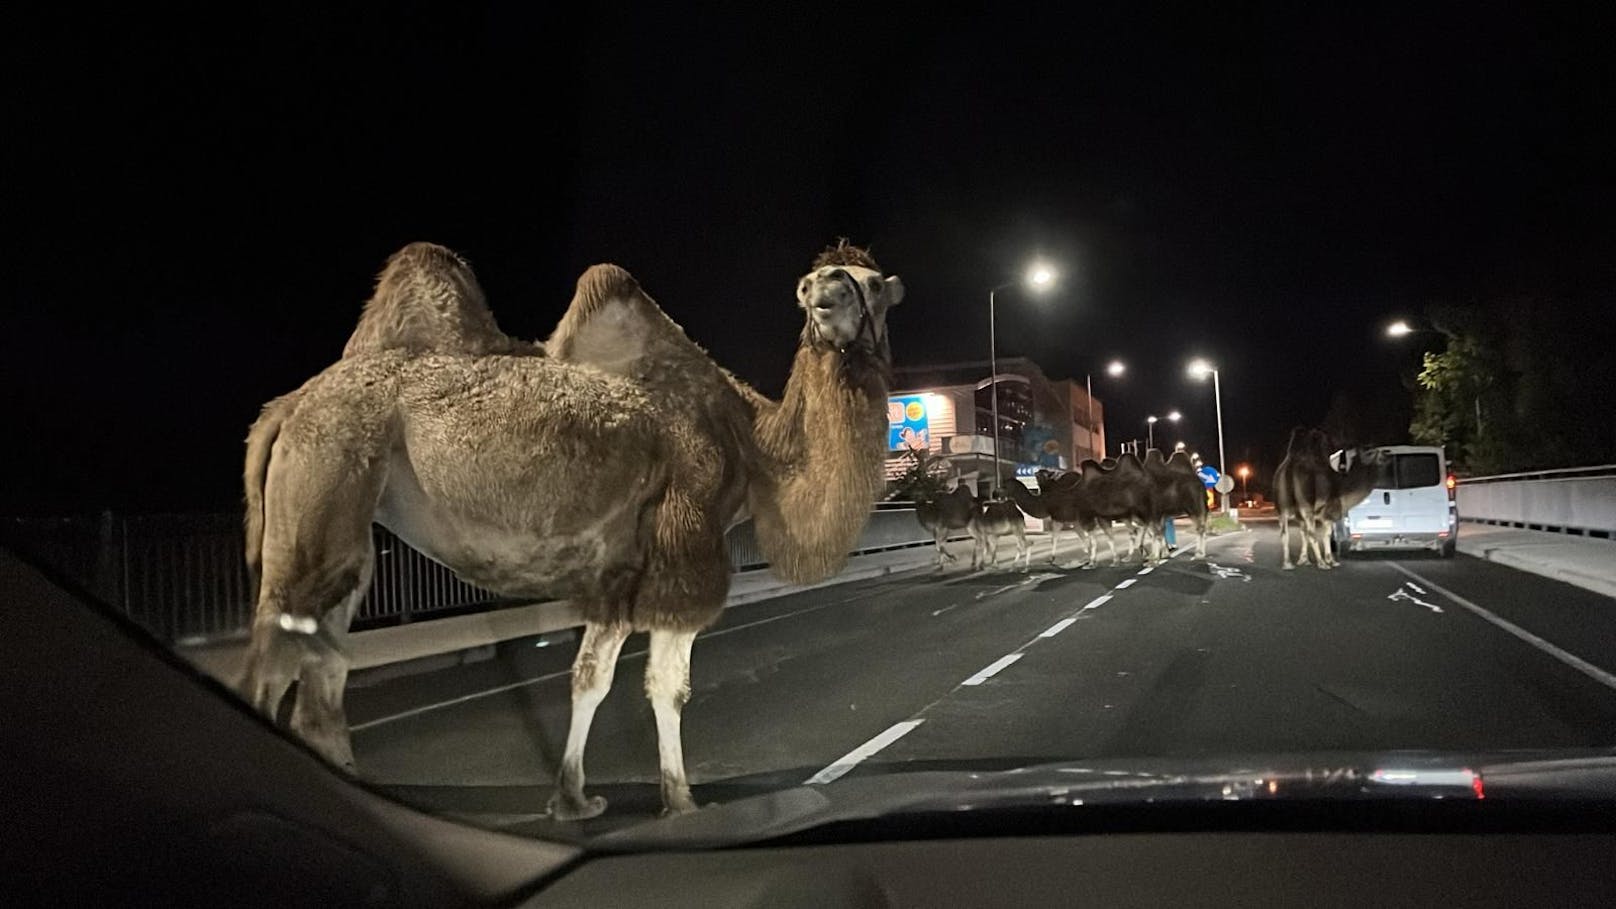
[7,4,1613,514]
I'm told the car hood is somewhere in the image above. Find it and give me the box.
[588,748,1616,851]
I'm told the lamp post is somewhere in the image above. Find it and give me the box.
[1187,359,1229,514]
[1238,464,1251,500]
[1086,359,1125,460]
[988,263,1056,494]
[1386,318,1481,434]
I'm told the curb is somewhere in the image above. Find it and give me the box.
[1467,545,1616,601]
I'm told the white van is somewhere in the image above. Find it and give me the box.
[1331,445,1458,558]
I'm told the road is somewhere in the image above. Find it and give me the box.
[346,524,1616,835]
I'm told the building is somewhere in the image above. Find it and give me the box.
[885,357,1107,492]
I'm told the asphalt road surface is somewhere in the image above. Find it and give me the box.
[345,524,1616,835]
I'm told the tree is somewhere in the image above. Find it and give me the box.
[1407,295,1616,474]
[887,447,953,502]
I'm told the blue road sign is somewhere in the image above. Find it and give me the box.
[1196,464,1221,489]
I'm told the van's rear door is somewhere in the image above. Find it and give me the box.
[1368,450,1447,533]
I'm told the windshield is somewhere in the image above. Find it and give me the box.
[10,5,1616,850]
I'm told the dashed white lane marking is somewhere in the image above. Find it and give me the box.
[962,653,1025,686]
[804,719,925,785]
[1392,564,1616,692]
[1114,578,1137,589]
[1137,566,1155,575]
[1083,593,1114,611]
[1040,617,1078,638]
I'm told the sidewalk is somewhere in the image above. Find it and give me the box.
[1457,521,1616,600]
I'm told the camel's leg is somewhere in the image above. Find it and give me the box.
[933,526,957,568]
[240,438,384,770]
[1194,509,1209,560]
[1048,523,1060,563]
[549,621,631,821]
[1016,528,1030,571]
[1102,525,1119,564]
[1280,513,1295,570]
[288,538,373,773]
[646,628,700,816]
[1310,519,1334,569]
[242,615,300,726]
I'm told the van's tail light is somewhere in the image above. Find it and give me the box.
[1446,474,1457,500]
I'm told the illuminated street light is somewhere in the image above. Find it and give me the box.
[1386,320,1413,337]
[1146,415,1158,450]
[1106,360,1126,377]
[988,262,1059,492]
[1187,359,1229,515]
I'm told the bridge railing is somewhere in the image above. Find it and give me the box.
[4,505,932,646]
[1456,464,1616,539]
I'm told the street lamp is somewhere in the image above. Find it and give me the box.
[988,262,1058,493]
[1146,415,1158,450]
[1084,359,1125,460]
[1385,318,1480,434]
[1237,464,1251,500]
[1187,358,1229,514]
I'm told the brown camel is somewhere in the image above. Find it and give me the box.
[969,489,1031,571]
[916,483,977,569]
[1275,427,1379,569]
[1275,427,1329,569]
[239,239,904,819]
[1143,449,1210,561]
[1075,454,1157,563]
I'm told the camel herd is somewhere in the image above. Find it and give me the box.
[916,427,1382,572]
[916,448,1210,571]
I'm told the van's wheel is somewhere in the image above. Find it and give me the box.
[1440,537,1457,558]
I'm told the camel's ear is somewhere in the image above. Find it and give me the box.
[881,275,905,307]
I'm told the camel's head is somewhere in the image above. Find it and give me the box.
[798,241,904,358]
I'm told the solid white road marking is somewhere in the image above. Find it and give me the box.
[804,719,925,785]
[962,653,1025,686]
[1392,564,1616,692]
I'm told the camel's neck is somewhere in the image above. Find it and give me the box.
[749,342,890,583]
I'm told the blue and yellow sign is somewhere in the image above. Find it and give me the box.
[888,394,930,451]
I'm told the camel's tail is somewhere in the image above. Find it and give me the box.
[243,393,297,603]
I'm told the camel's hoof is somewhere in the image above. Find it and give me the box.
[1282,563,1296,571]
[658,801,700,819]
[547,793,608,821]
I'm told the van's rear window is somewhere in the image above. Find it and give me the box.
[1395,453,1443,489]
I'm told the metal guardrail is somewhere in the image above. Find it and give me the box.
[1458,464,1616,485]
[5,506,931,646]
[1455,466,1616,538]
